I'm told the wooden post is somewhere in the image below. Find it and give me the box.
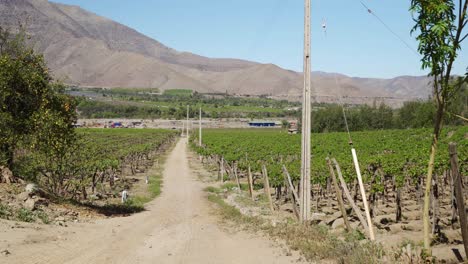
[182,120,185,137]
[299,0,312,223]
[326,158,351,232]
[186,105,190,140]
[282,165,300,203]
[396,187,402,222]
[234,162,241,192]
[432,178,440,236]
[451,170,458,229]
[283,165,300,220]
[262,165,275,213]
[332,158,370,235]
[199,107,202,146]
[220,157,225,183]
[449,143,468,259]
[247,165,254,200]
[351,148,375,240]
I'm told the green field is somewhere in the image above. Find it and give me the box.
[162,89,193,97]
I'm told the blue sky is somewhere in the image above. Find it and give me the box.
[53,0,467,78]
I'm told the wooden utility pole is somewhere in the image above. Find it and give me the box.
[199,107,202,146]
[186,105,189,140]
[299,0,312,223]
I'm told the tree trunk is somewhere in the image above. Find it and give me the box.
[423,104,443,254]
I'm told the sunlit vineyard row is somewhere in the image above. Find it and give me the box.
[192,127,467,188]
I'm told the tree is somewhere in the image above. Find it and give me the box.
[410,0,468,254]
[0,26,76,170]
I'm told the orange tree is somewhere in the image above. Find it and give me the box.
[0,26,76,170]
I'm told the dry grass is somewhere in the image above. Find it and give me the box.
[206,186,386,264]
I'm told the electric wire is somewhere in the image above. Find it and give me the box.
[332,73,354,145]
[356,0,420,56]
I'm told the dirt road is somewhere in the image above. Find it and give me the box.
[0,138,305,264]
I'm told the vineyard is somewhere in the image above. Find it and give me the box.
[192,127,467,259]
[68,129,179,199]
[13,128,179,202]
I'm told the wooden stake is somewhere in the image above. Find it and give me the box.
[351,148,375,240]
[326,158,351,232]
[396,187,402,222]
[247,165,254,200]
[234,163,241,193]
[432,178,440,236]
[449,143,468,259]
[283,166,300,220]
[332,158,370,235]
[282,165,300,203]
[262,165,275,213]
[220,157,225,183]
[451,170,458,229]
[186,105,190,139]
[199,107,202,146]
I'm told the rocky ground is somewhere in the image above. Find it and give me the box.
[192,157,468,263]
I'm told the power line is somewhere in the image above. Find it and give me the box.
[356,0,420,56]
[332,74,353,145]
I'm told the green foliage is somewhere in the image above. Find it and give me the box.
[163,89,193,97]
[72,87,298,120]
[0,204,12,219]
[36,210,50,224]
[13,128,176,199]
[408,0,467,135]
[410,0,467,251]
[193,127,467,188]
[397,101,435,128]
[312,102,464,132]
[0,26,77,168]
[16,208,34,222]
[205,186,221,193]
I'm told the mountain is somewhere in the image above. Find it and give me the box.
[0,0,432,106]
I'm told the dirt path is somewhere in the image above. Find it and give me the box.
[0,138,305,264]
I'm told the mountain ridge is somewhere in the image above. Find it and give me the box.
[0,0,432,106]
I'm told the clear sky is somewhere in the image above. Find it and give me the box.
[52,0,467,79]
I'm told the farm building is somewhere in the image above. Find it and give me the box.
[248,121,277,127]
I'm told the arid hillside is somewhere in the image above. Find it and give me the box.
[0,0,432,105]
